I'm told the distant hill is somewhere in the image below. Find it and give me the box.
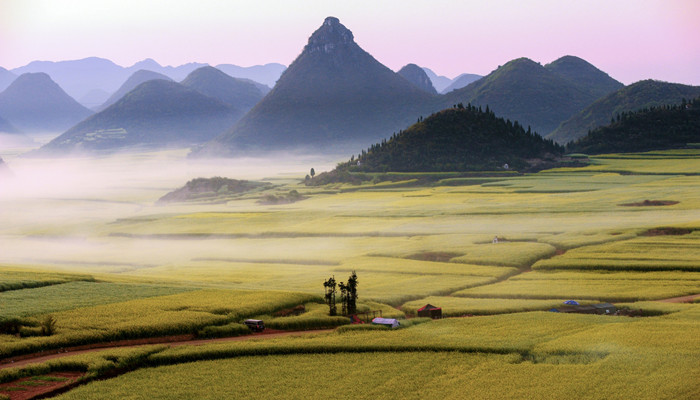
[544,56,623,100]
[327,104,564,175]
[567,97,700,154]
[181,66,264,112]
[548,80,700,144]
[215,63,286,89]
[195,17,434,156]
[0,72,93,132]
[158,177,272,204]
[422,68,452,93]
[441,73,482,94]
[398,64,437,95]
[96,70,173,112]
[440,57,616,136]
[0,67,16,92]
[38,80,241,153]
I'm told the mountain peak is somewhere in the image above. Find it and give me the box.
[305,17,355,53]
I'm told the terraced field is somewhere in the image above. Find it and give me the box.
[0,149,698,398]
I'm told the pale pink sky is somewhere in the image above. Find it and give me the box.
[1,0,698,85]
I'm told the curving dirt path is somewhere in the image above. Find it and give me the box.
[657,293,700,303]
[0,329,334,371]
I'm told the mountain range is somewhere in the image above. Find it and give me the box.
[38,78,242,153]
[194,17,435,156]
[0,72,93,132]
[9,58,284,105]
[4,17,696,158]
[548,80,700,144]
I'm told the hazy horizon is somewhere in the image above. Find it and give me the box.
[1,0,699,85]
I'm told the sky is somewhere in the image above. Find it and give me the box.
[1,0,699,85]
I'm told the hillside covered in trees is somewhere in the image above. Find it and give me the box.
[317,104,564,181]
[566,97,700,154]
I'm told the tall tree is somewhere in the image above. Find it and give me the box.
[347,271,358,315]
[323,276,337,316]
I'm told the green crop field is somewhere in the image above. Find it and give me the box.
[0,149,698,399]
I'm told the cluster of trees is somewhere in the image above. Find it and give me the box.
[567,97,700,154]
[323,271,358,316]
[334,103,563,173]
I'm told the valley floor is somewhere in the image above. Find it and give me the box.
[0,149,698,399]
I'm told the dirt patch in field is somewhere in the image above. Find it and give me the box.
[619,199,679,207]
[641,227,694,236]
[406,251,463,262]
[0,372,84,400]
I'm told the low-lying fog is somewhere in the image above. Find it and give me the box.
[0,138,339,271]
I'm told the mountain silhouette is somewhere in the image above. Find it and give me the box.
[398,64,437,94]
[195,17,433,156]
[440,57,618,136]
[181,66,264,112]
[96,69,173,112]
[0,72,93,132]
[38,79,241,153]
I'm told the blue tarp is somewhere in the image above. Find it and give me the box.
[564,300,580,305]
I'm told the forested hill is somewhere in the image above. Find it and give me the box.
[335,104,564,173]
[566,97,700,154]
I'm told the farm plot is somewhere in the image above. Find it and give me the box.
[0,281,192,319]
[533,232,700,272]
[452,271,700,302]
[49,306,700,399]
[0,267,93,292]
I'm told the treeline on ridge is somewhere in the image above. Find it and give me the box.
[566,97,700,154]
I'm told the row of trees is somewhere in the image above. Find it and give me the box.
[323,271,358,316]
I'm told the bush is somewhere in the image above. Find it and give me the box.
[41,315,57,336]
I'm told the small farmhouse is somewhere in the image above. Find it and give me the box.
[417,304,442,319]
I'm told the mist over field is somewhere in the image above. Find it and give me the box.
[0,140,338,271]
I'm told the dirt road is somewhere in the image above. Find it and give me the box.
[0,329,334,370]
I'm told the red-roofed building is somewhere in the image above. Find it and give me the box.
[417,304,442,319]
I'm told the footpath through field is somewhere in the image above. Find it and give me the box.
[0,329,334,371]
[656,293,700,303]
